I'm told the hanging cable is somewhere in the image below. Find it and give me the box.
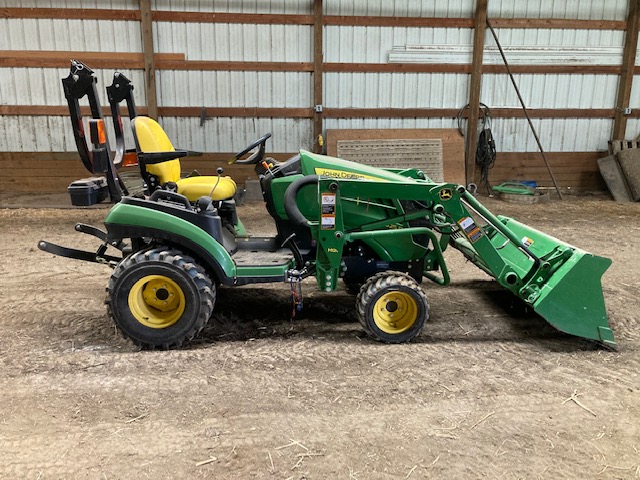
[457,103,496,194]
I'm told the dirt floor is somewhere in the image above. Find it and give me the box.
[1,194,639,479]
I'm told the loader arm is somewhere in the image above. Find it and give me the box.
[288,176,614,348]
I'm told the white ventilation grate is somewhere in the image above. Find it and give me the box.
[336,138,444,182]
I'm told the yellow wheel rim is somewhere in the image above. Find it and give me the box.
[372,291,418,335]
[128,275,186,329]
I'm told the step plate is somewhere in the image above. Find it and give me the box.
[232,248,294,267]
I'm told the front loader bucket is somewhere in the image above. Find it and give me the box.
[498,218,615,348]
[530,250,614,347]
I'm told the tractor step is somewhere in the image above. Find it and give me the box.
[232,248,296,285]
[233,248,294,267]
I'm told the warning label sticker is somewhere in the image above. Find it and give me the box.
[321,193,336,229]
[322,194,336,205]
[321,215,336,229]
[458,216,483,243]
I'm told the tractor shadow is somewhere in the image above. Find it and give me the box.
[197,286,359,344]
[193,284,601,352]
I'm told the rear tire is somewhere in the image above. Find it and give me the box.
[106,247,215,349]
[356,272,428,343]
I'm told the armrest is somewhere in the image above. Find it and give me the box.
[139,149,202,164]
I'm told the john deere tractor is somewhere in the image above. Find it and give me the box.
[39,61,615,349]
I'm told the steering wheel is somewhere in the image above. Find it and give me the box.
[228,133,272,164]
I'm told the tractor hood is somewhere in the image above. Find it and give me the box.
[299,149,422,183]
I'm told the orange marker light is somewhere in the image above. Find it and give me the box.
[122,152,138,167]
[89,119,107,147]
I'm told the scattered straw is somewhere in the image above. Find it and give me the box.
[226,445,237,459]
[598,464,637,475]
[562,390,597,417]
[469,411,495,430]
[195,457,217,467]
[405,465,417,478]
[276,439,308,451]
[125,412,148,424]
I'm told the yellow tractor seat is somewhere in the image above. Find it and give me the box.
[176,175,237,201]
[131,116,237,202]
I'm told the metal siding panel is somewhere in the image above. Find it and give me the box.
[488,0,627,20]
[324,72,468,109]
[325,26,472,63]
[0,114,137,153]
[158,116,312,152]
[626,119,640,138]
[324,0,473,17]
[156,71,311,107]
[154,23,311,62]
[46,116,66,152]
[3,19,142,52]
[481,73,619,109]
[487,118,614,152]
[489,27,625,50]
[153,0,310,14]
[324,117,458,132]
[630,75,640,109]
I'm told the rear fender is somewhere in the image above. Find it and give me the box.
[104,202,236,285]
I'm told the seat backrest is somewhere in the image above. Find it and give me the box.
[131,116,181,184]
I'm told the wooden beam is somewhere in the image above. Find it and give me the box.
[0,105,147,117]
[322,107,624,119]
[0,50,184,69]
[139,0,157,120]
[0,7,141,20]
[465,0,488,186]
[325,62,623,75]
[324,63,471,73]
[1,9,626,31]
[489,108,618,118]
[323,15,474,28]
[489,18,625,30]
[0,105,310,118]
[159,107,312,118]
[5,105,634,119]
[483,64,623,74]
[313,0,324,153]
[613,0,640,140]
[323,108,459,118]
[151,11,313,25]
[155,59,314,72]
[0,50,628,75]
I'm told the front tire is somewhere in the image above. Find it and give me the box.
[356,272,428,343]
[106,247,215,349]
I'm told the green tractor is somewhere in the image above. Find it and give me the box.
[39,61,615,349]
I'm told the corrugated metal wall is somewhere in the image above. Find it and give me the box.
[0,0,638,157]
[625,34,640,137]
[152,0,313,152]
[483,0,627,151]
[324,0,632,152]
[324,0,472,135]
[0,0,143,152]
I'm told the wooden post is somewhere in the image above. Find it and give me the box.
[465,0,488,186]
[140,0,158,120]
[613,0,640,140]
[313,0,323,153]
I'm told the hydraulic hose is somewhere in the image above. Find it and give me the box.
[283,175,318,226]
